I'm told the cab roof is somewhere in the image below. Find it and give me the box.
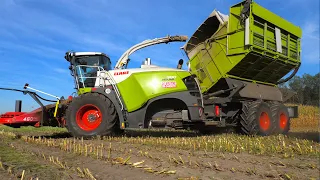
[72,52,109,58]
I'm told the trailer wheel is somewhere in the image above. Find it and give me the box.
[270,102,290,135]
[65,93,120,138]
[239,101,275,136]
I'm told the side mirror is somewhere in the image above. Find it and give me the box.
[177,59,184,69]
[69,66,74,76]
[24,83,29,89]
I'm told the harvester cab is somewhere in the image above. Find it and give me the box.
[65,52,112,89]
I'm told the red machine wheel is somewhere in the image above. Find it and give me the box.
[65,93,120,138]
[279,113,288,130]
[259,112,271,131]
[76,104,102,131]
[239,101,276,136]
[270,102,290,135]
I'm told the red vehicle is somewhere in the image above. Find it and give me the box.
[0,108,41,128]
[0,86,70,128]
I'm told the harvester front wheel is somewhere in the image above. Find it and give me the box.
[65,93,120,138]
[239,101,275,136]
[270,102,290,135]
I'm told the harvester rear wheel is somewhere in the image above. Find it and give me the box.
[65,93,120,138]
[239,101,276,136]
[269,102,290,135]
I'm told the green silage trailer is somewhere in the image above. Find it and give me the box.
[182,0,301,135]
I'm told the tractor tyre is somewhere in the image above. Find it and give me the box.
[269,102,290,135]
[65,93,120,138]
[239,101,276,136]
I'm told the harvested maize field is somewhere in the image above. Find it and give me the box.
[0,105,319,180]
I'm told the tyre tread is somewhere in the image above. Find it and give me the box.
[239,101,275,136]
[65,93,120,138]
[268,101,290,135]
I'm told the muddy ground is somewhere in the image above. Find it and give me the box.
[0,128,319,180]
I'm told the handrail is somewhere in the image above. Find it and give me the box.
[74,65,125,111]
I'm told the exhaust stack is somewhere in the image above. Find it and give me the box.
[15,100,22,112]
[177,59,183,69]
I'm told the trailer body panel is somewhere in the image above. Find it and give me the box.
[183,0,302,94]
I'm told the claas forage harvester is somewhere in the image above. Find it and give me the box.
[0,0,300,137]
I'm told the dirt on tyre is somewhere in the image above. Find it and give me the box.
[270,102,290,135]
[65,93,120,138]
[239,101,276,136]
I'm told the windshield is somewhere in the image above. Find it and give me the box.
[75,55,111,70]
[73,55,111,88]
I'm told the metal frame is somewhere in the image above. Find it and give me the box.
[75,65,105,88]
[73,64,125,111]
[0,87,59,126]
[114,35,188,69]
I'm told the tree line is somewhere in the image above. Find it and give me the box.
[279,73,319,106]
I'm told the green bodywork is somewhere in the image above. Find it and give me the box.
[117,71,190,112]
[185,0,302,93]
[77,70,192,113]
[78,88,93,95]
